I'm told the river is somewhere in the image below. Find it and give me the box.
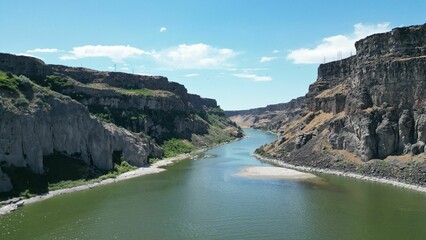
[1,129,426,239]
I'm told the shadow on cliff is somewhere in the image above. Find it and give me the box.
[0,152,107,200]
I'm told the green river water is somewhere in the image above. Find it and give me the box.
[1,129,426,240]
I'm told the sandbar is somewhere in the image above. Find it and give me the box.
[237,166,317,179]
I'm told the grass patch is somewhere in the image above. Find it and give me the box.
[116,88,154,96]
[162,138,196,158]
[48,179,92,191]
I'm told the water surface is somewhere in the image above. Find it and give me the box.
[1,129,426,240]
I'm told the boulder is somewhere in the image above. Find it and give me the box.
[411,141,425,155]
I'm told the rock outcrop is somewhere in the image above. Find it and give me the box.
[0,53,240,142]
[0,54,242,194]
[310,24,426,160]
[0,74,161,175]
[226,97,306,131]
[227,23,426,185]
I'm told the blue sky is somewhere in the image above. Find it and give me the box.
[1,0,425,110]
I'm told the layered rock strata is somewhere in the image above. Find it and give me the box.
[0,54,242,193]
[227,23,426,184]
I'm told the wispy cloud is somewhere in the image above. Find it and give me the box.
[60,45,149,62]
[27,48,59,53]
[240,68,269,72]
[260,56,277,63]
[287,22,390,64]
[272,50,280,54]
[233,73,271,82]
[160,27,167,32]
[153,43,236,69]
[184,73,199,77]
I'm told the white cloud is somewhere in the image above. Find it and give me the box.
[160,27,167,32]
[287,22,390,64]
[272,50,280,54]
[16,53,43,60]
[60,45,149,62]
[184,73,199,77]
[260,56,277,63]
[27,48,59,53]
[121,67,129,70]
[233,73,271,82]
[153,43,236,69]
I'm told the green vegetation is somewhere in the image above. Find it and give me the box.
[116,88,153,96]
[0,72,20,92]
[254,147,268,157]
[162,138,196,158]
[88,105,152,131]
[113,155,137,174]
[20,189,35,199]
[207,106,226,117]
[148,157,160,164]
[356,166,366,174]
[93,112,112,123]
[33,75,74,92]
[190,111,239,146]
[0,72,63,111]
[48,179,92,191]
[0,72,33,96]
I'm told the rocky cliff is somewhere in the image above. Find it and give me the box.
[0,72,161,173]
[227,23,426,185]
[0,54,242,194]
[226,97,306,131]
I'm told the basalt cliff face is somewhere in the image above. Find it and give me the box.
[0,54,242,194]
[227,24,426,185]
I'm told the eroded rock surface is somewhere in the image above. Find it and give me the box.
[0,54,242,193]
[227,24,426,185]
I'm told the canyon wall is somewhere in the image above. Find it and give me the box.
[227,24,426,179]
[0,54,242,193]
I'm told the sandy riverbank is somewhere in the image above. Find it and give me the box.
[253,153,426,193]
[0,150,204,216]
[236,166,317,179]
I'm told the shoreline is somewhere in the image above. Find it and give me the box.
[253,153,426,193]
[0,138,242,216]
[0,152,192,216]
